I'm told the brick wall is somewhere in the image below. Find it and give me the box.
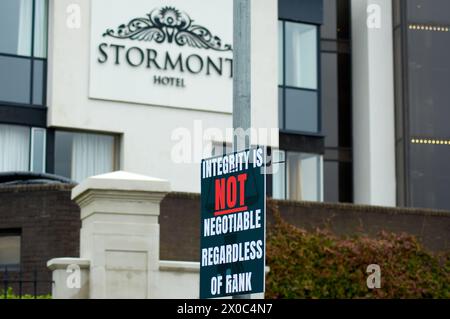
[160,193,201,262]
[275,200,450,252]
[0,184,80,295]
[160,193,450,262]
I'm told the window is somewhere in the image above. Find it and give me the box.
[321,0,337,40]
[320,0,354,203]
[271,150,286,200]
[0,0,48,106]
[55,131,119,182]
[272,150,323,202]
[0,124,30,172]
[211,142,232,157]
[278,21,284,85]
[321,52,354,203]
[279,20,320,134]
[0,230,21,271]
[0,124,46,173]
[285,22,318,89]
[285,89,319,132]
[30,127,46,173]
[0,0,47,57]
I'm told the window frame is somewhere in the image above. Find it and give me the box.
[279,19,322,135]
[0,0,48,108]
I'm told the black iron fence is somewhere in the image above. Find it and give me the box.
[1,266,53,299]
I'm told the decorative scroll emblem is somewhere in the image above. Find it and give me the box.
[103,6,232,52]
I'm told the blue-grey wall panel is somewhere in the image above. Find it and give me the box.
[279,0,324,24]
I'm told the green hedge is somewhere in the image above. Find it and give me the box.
[0,287,51,299]
[266,202,450,299]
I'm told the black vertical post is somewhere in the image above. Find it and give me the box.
[33,269,37,299]
[19,268,23,299]
[3,266,8,299]
[46,129,56,174]
[30,0,36,105]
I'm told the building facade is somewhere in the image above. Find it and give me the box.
[1,0,450,273]
[393,0,450,211]
[1,0,333,202]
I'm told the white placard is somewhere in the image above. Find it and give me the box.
[89,0,233,113]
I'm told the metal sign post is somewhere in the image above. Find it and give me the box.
[233,0,251,152]
[232,0,252,299]
[199,0,264,299]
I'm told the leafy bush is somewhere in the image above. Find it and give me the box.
[0,287,51,299]
[266,202,450,299]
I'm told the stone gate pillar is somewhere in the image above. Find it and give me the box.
[71,171,170,299]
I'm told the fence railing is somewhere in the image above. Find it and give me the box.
[1,266,53,299]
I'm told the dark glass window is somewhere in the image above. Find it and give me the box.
[0,0,32,56]
[324,161,339,202]
[410,144,450,210]
[32,59,45,105]
[323,158,353,203]
[336,0,350,40]
[320,0,353,203]
[30,127,46,173]
[321,0,337,40]
[0,230,21,272]
[278,87,284,129]
[0,55,31,104]
[407,0,450,25]
[279,20,320,134]
[321,52,338,148]
[0,0,48,107]
[285,89,318,132]
[0,124,46,173]
[55,131,119,182]
[272,149,323,202]
[285,22,318,89]
[408,29,450,138]
[397,0,450,210]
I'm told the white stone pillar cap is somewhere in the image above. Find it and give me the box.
[71,171,171,201]
[47,258,90,270]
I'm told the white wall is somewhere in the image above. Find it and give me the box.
[351,0,397,206]
[251,0,279,147]
[156,261,200,299]
[47,0,278,193]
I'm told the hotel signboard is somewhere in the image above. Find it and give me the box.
[89,0,233,113]
[200,147,266,299]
